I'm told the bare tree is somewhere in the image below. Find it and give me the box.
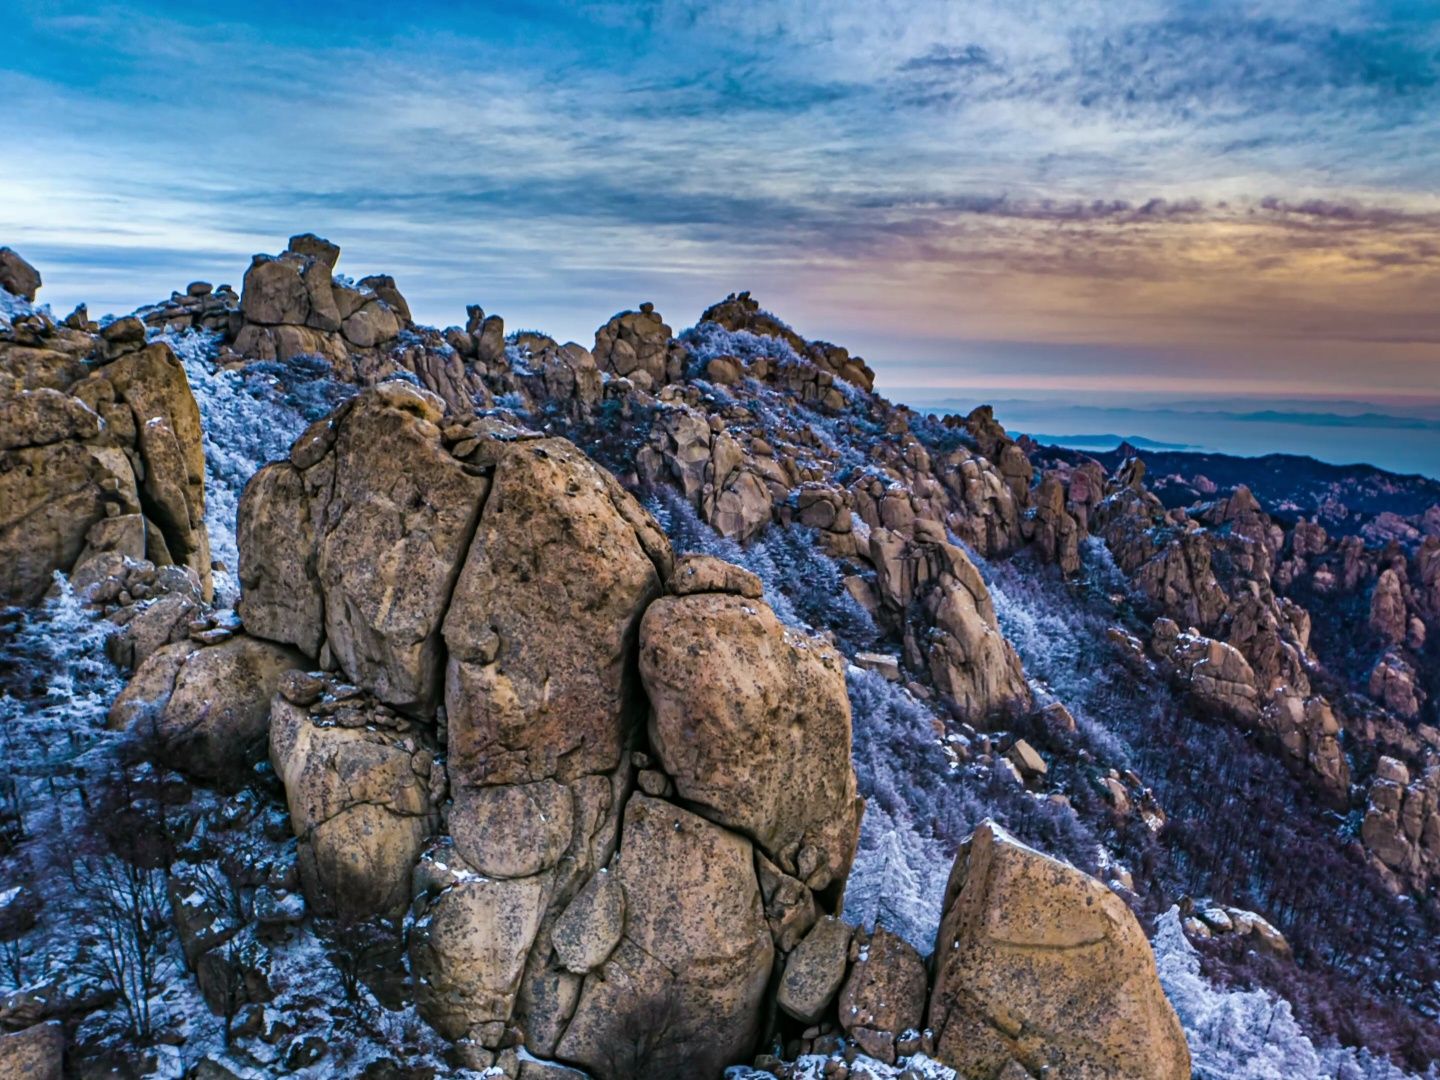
[65,754,182,1040]
[0,873,38,989]
[74,851,172,1039]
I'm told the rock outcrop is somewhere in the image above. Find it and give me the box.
[270,673,443,919]
[555,796,774,1079]
[1,288,212,605]
[592,303,680,391]
[0,247,42,301]
[1361,758,1440,893]
[226,383,863,1075]
[65,238,1359,1076]
[238,382,489,707]
[230,234,410,372]
[869,528,1030,721]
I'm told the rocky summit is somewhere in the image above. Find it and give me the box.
[1,236,1437,1079]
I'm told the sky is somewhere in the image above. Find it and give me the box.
[3,1,1440,425]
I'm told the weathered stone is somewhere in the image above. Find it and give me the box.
[0,388,101,450]
[236,461,324,657]
[101,343,211,593]
[270,694,441,919]
[239,384,489,710]
[287,233,340,275]
[0,1021,63,1080]
[444,437,669,787]
[671,553,763,599]
[593,306,674,387]
[0,440,137,606]
[0,247,42,301]
[835,927,926,1063]
[776,917,852,1024]
[555,796,773,1080]
[641,587,861,891]
[411,862,549,1044]
[550,868,625,975]
[928,821,1190,1080]
[450,780,574,879]
[756,853,818,953]
[108,634,304,783]
[1005,739,1047,779]
[241,254,311,326]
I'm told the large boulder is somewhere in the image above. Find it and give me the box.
[107,633,305,783]
[240,254,313,327]
[870,530,1029,719]
[1,339,211,605]
[0,247,41,301]
[836,926,928,1064]
[639,581,862,893]
[270,681,442,919]
[775,916,851,1024]
[554,795,773,1079]
[927,821,1190,1080]
[592,304,676,390]
[98,344,210,587]
[0,1021,63,1079]
[443,436,671,788]
[410,845,550,1043]
[0,436,138,606]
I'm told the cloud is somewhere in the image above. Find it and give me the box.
[0,0,1437,399]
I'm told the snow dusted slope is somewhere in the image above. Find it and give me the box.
[1153,910,1437,1080]
[154,328,354,604]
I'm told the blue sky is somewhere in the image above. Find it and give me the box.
[3,0,1439,405]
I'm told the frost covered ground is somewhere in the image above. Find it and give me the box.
[154,328,355,604]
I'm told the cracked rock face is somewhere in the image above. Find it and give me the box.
[238,382,491,712]
[443,435,670,788]
[640,589,862,893]
[221,374,1185,1079]
[928,821,1190,1080]
[2,332,211,606]
[270,682,442,920]
[555,795,774,1080]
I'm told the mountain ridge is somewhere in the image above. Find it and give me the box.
[1,236,1437,1078]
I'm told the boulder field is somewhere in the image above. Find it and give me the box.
[99,379,1187,1078]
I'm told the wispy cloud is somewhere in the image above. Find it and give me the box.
[0,0,1437,399]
